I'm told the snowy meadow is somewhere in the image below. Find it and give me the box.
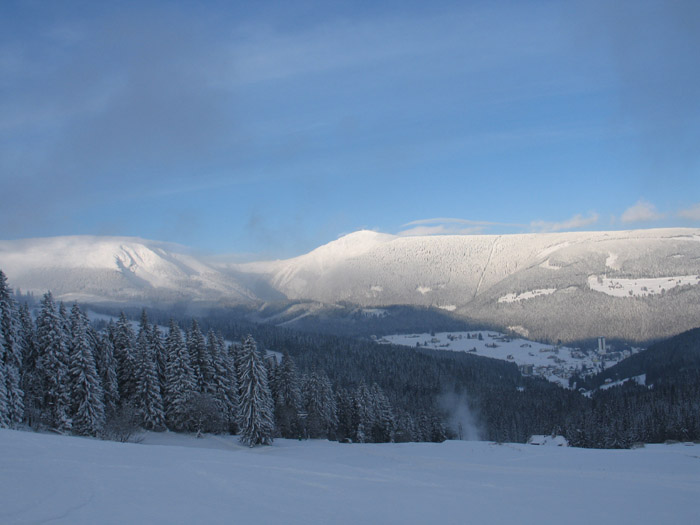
[1,429,699,525]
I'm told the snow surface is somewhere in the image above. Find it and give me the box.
[599,374,647,390]
[498,288,556,303]
[588,274,700,298]
[1,429,698,525]
[383,331,635,387]
[605,253,620,270]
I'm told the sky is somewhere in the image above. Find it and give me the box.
[1,0,699,259]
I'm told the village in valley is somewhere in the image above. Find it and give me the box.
[381,331,640,388]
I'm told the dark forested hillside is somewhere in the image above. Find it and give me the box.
[575,327,700,390]
[565,328,700,447]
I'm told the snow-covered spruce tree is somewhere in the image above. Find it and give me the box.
[187,320,213,394]
[393,409,418,443]
[352,382,374,443]
[237,335,274,447]
[0,270,24,426]
[0,333,9,427]
[95,333,120,419]
[164,320,197,431]
[68,304,105,436]
[273,350,303,439]
[335,388,355,442]
[220,336,240,433]
[370,383,395,443]
[302,370,337,440]
[133,327,165,431]
[113,312,137,403]
[206,330,237,431]
[18,302,42,427]
[150,324,167,387]
[36,292,72,432]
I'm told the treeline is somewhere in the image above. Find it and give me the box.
[134,307,588,444]
[5,267,700,449]
[0,270,441,445]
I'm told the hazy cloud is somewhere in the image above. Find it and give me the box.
[402,217,523,228]
[531,212,599,232]
[399,225,486,237]
[678,203,700,221]
[621,200,664,223]
[398,217,524,236]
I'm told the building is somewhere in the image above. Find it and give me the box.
[527,435,569,447]
[597,337,606,355]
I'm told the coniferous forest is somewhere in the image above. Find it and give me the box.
[1,269,699,448]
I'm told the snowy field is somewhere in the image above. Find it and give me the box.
[1,430,699,525]
[382,331,632,387]
[588,274,700,298]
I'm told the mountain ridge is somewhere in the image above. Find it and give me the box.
[2,227,699,342]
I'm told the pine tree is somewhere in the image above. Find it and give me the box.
[133,324,164,431]
[164,320,197,431]
[68,304,105,436]
[113,312,137,403]
[302,370,337,439]
[273,351,303,439]
[18,303,41,427]
[0,270,24,426]
[187,321,213,394]
[353,382,373,443]
[95,333,120,418]
[237,335,274,446]
[0,333,9,427]
[36,292,72,432]
[335,388,355,442]
[150,324,167,387]
[370,383,395,443]
[207,330,237,431]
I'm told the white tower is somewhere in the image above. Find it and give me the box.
[598,337,606,355]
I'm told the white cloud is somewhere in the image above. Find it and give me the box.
[398,217,524,236]
[530,212,599,232]
[402,217,523,228]
[677,203,700,221]
[620,200,664,223]
[398,225,486,236]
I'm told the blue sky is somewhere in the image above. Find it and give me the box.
[1,0,699,258]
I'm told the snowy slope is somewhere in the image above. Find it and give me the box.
[0,236,256,304]
[1,429,699,525]
[238,228,700,342]
[239,228,700,308]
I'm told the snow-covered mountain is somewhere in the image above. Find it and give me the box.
[0,236,256,304]
[2,228,700,342]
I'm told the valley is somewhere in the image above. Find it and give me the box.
[382,330,641,387]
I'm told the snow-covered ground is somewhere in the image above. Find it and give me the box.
[599,374,647,390]
[588,274,700,298]
[383,331,637,387]
[1,429,698,524]
[498,288,556,303]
